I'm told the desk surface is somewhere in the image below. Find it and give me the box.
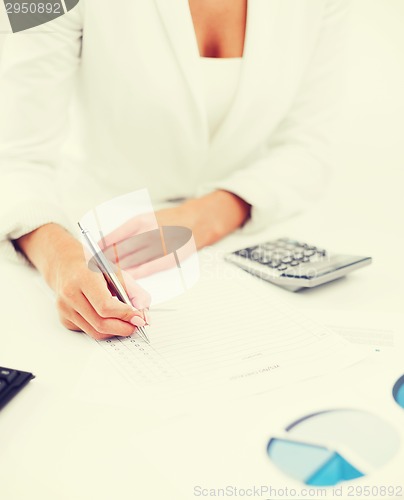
[0,204,403,500]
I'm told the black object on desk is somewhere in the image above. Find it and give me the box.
[0,366,35,410]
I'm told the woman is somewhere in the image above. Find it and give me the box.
[0,0,348,339]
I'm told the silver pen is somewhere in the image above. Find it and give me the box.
[78,222,150,344]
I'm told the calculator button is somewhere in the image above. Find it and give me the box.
[278,265,288,271]
[292,252,304,260]
[239,246,257,257]
[251,253,266,261]
[0,380,7,393]
[234,249,249,258]
[302,256,310,262]
[281,257,292,264]
[290,261,300,266]
[266,261,280,268]
[303,250,315,257]
[0,368,18,384]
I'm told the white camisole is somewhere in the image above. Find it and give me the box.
[200,57,242,137]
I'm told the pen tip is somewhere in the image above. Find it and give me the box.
[138,326,151,344]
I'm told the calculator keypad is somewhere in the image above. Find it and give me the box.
[233,238,327,275]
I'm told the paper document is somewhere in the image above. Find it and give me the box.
[303,309,404,351]
[95,272,366,401]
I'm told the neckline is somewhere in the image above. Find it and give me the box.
[188,1,249,59]
[200,57,243,62]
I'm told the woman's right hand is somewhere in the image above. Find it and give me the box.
[16,223,150,340]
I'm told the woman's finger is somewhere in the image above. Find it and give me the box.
[120,269,152,310]
[61,309,117,341]
[80,270,144,323]
[57,292,142,338]
[58,302,113,339]
[104,231,165,268]
[100,213,158,249]
[126,253,177,280]
[73,291,142,337]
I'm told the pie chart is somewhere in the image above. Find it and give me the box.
[267,409,400,486]
[393,375,404,408]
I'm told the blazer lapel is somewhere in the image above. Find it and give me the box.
[154,0,208,144]
[154,0,285,151]
[210,0,283,150]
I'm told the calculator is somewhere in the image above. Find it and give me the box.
[0,366,35,410]
[225,238,372,292]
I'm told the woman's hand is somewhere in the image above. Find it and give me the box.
[98,190,251,280]
[16,224,150,340]
[156,190,251,248]
[14,190,248,338]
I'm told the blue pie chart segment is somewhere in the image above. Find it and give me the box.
[268,439,363,486]
[267,410,399,487]
[393,375,404,408]
[306,452,363,486]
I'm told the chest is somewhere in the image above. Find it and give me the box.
[188,0,248,58]
[81,0,322,152]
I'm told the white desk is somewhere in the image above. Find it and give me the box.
[0,200,403,500]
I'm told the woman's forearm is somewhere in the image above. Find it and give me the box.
[168,190,251,248]
[15,223,84,290]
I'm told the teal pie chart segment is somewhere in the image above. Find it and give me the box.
[306,452,363,486]
[267,439,363,487]
[393,375,404,408]
[267,410,399,487]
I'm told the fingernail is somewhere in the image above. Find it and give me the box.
[130,315,146,327]
[143,309,152,326]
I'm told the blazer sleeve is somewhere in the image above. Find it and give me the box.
[0,7,82,260]
[197,0,350,233]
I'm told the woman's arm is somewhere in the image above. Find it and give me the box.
[14,190,246,338]
[0,9,82,245]
[155,190,251,249]
[0,10,147,339]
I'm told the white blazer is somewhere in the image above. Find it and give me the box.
[0,0,349,257]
